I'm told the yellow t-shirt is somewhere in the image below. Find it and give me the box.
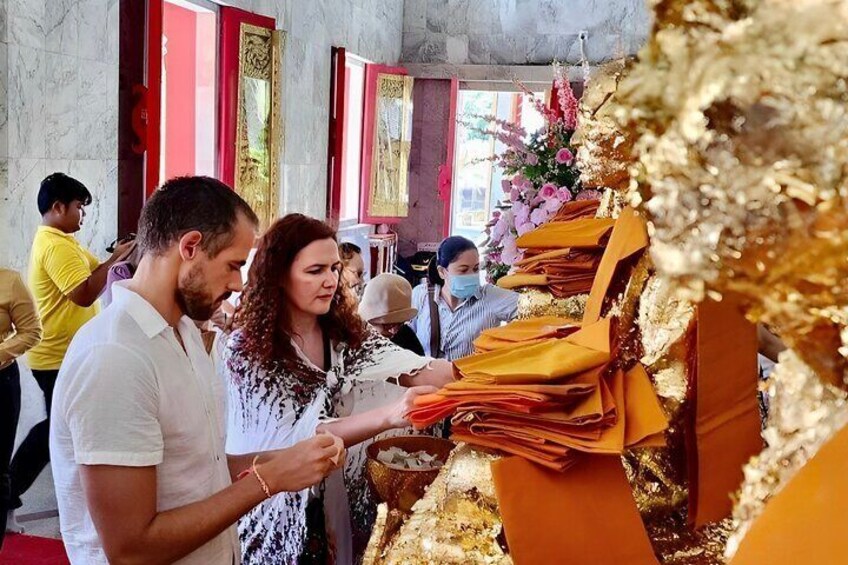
[27,226,101,370]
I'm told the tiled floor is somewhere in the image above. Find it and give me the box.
[13,363,61,540]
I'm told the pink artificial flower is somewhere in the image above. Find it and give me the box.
[516,221,535,236]
[555,148,574,165]
[512,173,527,188]
[509,188,521,202]
[490,218,508,243]
[554,67,580,130]
[557,187,573,203]
[544,197,562,212]
[526,153,539,166]
[530,207,550,226]
[539,183,558,200]
[513,201,531,225]
[575,189,603,201]
[501,179,511,193]
[501,235,521,265]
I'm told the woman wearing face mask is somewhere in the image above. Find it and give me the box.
[224,214,452,564]
[410,236,519,361]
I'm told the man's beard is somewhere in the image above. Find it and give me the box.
[176,264,229,321]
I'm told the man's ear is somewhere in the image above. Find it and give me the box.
[51,201,67,216]
[179,231,203,261]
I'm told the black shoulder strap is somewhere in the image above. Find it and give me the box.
[427,284,441,358]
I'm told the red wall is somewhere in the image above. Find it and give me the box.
[163,3,197,179]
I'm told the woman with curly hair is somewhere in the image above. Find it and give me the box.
[223,214,453,564]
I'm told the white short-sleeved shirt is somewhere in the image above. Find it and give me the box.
[50,283,239,565]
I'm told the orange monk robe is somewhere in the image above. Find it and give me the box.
[551,199,601,222]
[583,206,649,324]
[730,424,848,565]
[492,455,659,564]
[456,339,610,385]
[496,273,549,289]
[445,363,667,457]
[515,218,615,250]
[688,296,762,527]
[473,316,579,352]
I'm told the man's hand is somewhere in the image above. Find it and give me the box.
[259,435,340,493]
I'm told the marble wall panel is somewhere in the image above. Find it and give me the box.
[45,53,78,160]
[8,0,44,50]
[8,45,45,159]
[0,0,7,44]
[78,0,108,62]
[1,158,44,270]
[401,0,651,65]
[106,0,118,63]
[77,60,110,160]
[46,0,79,56]
[0,42,7,159]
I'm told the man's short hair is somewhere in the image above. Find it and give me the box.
[37,173,93,215]
[138,176,259,258]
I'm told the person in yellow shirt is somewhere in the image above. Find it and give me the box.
[8,173,132,528]
[0,267,41,547]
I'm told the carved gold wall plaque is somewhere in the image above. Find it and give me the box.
[367,73,414,219]
[235,24,284,230]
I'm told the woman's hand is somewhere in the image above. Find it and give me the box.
[384,385,439,429]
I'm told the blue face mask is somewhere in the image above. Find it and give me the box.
[449,273,481,300]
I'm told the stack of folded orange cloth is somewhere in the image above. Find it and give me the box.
[473,315,580,353]
[409,318,669,471]
[551,199,601,222]
[497,201,615,298]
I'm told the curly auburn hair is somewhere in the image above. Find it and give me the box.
[234,213,367,378]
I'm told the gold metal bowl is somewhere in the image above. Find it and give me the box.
[365,435,455,513]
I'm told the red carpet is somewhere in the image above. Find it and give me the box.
[0,534,69,564]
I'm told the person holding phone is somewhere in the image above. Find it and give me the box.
[7,173,134,528]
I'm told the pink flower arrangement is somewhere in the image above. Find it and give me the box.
[466,63,585,282]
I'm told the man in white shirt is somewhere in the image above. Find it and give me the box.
[50,176,342,564]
